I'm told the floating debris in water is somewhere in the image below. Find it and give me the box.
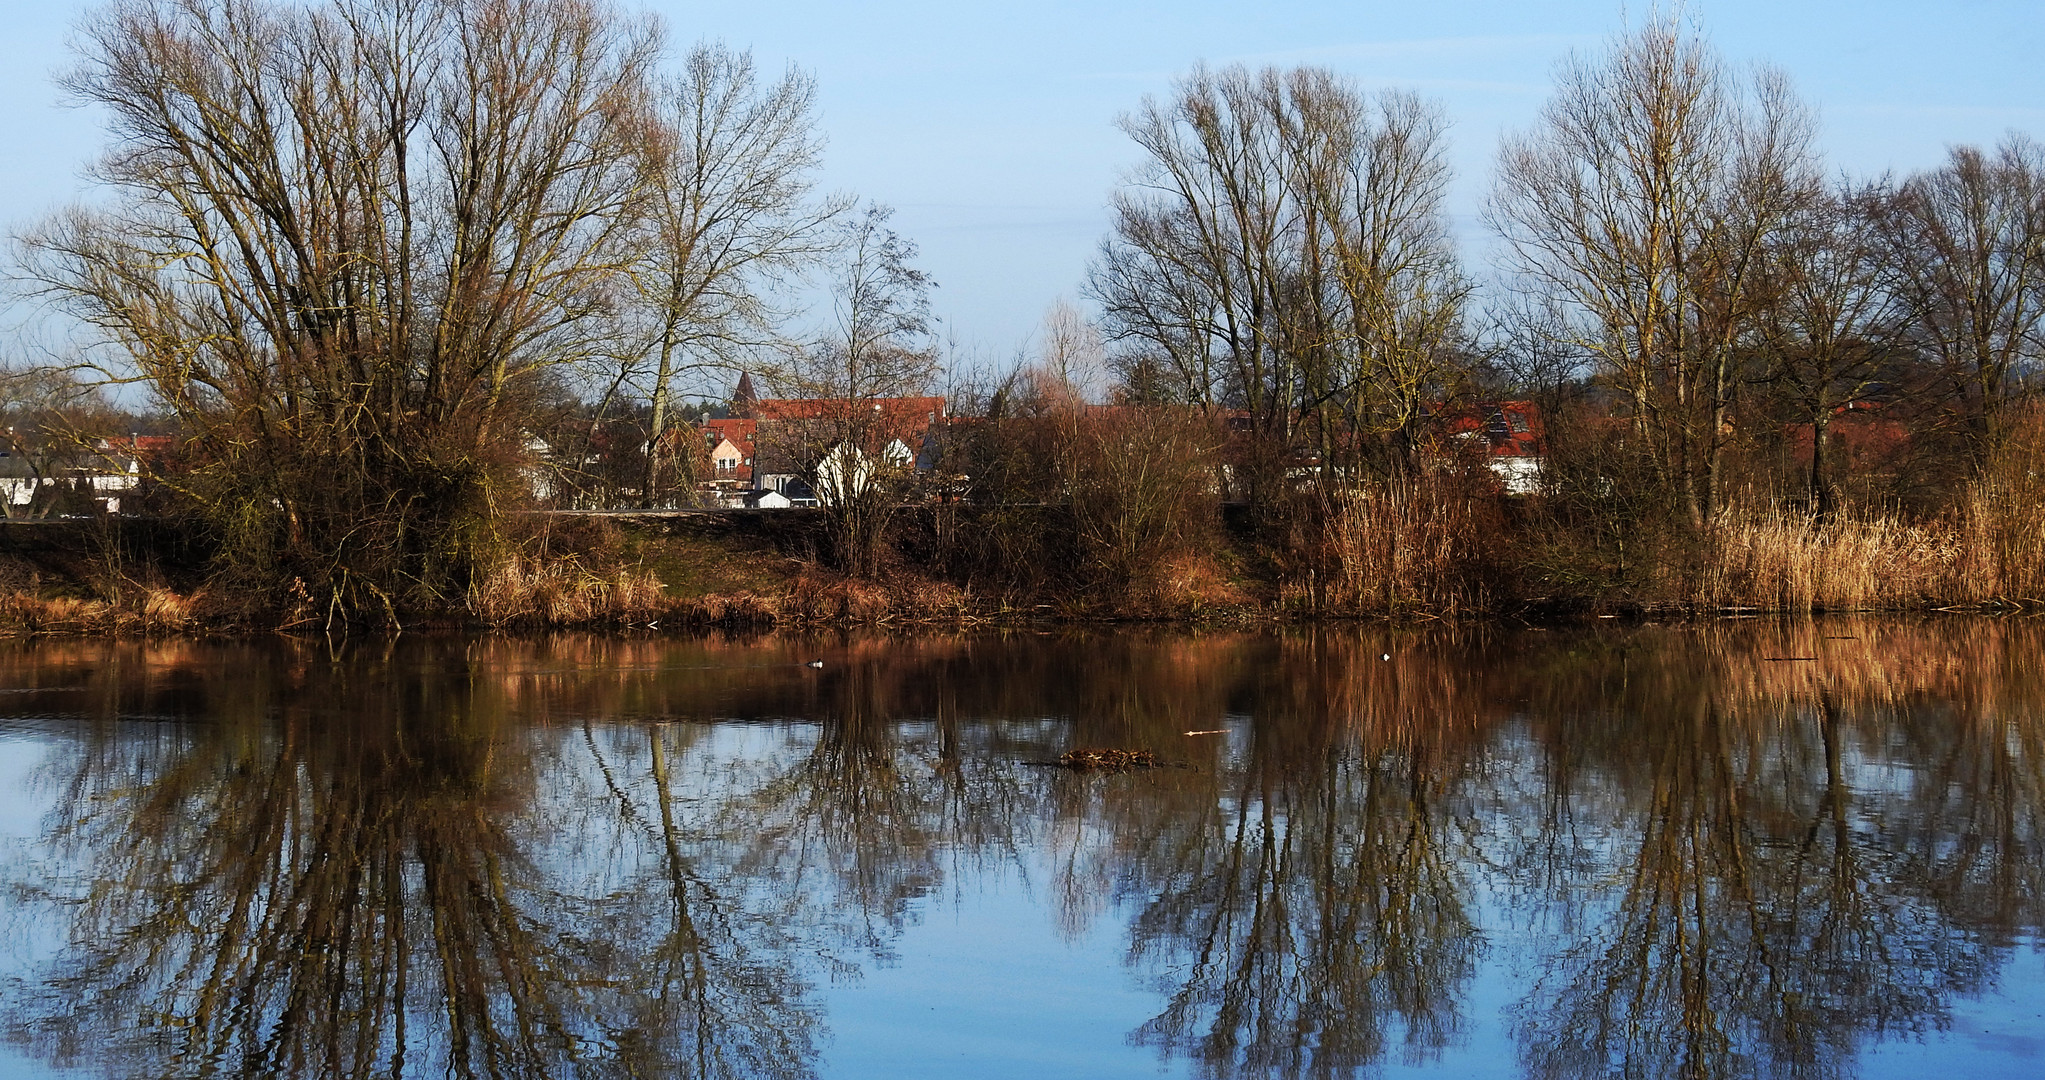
[1054,748,1162,771]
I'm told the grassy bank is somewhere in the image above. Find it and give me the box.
[2,482,2041,636]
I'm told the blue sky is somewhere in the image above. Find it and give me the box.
[4,0,2041,371]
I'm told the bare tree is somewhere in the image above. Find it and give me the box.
[20,0,660,618]
[1757,181,1900,520]
[1032,298,1109,405]
[1875,135,2045,470]
[770,203,938,577]
[632,43,848,507]
[1489,14,1819,527]
[1089,65,1467,509]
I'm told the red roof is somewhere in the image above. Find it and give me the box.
[1437,402,1543,458]
[698,417,757,483]
[754,396,945,424]
[753,397,946,459]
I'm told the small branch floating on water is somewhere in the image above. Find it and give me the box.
[1182,729,1227,736]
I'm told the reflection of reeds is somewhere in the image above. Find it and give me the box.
[11,624,2045,1080]
[1505,618,2045,1080]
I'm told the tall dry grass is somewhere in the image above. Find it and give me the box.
[1960,426,2045,604]
[1293,474,1499,616]
[467,553,669,626]
[1697,504,1970,611]
[1701,424,2045,611]
[0,585,202,635]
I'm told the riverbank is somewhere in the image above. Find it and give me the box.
[1,499,2038,636]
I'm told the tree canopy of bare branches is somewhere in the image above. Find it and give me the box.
[632,43,848,507]
[1088,64,1468,501]
[1876,135,2045,469]
[1755,181,1900,519]
[1489,15,1819,527]
[23,0,661,616]
[769,203,938,577]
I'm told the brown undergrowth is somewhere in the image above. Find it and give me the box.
[0,586,203,635]
[5,451,2045,635]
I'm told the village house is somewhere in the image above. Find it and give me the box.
[1436,401,1545,494]
[0,435,177,516]
[695,417,759,507]
[697,391,946,508]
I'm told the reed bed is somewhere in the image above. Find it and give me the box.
[1698,504,1969,612]
[1303,477,1497,616]
[467,553,669,627]
[1700,470,2045,612]
[0,585,202,635]
[1960,471,2045,605]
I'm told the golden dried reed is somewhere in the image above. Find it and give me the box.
[1308,477,1496,616]
[1699,504,1969,611]
[467,553,668,626]
[0,585,202,635]
[1702,451,2045,613]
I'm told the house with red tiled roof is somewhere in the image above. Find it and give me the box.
[1435,402,1545,494]
[750,396,947,507]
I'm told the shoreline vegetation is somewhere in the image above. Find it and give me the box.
[6,3,2045,635]
[3,477,2040,636]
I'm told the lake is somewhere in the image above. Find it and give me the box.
[0,621,2040,1079]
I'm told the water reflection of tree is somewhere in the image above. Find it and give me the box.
[729,644,1043,957]
[1508,622,2042,1080]
[5,639,820,1080]
[9,622,2045,1080]
[1106,631,1499,1080]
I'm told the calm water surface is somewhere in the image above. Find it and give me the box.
[0,622,2041,1079]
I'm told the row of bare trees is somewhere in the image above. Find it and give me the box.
[11,1,2043,611]
[1491,18,2045,527]
[1085,19,2044,509]
[12,0,917,616]
[1042,13,2045,608]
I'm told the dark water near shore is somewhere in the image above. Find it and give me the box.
[0,622,2041,1079]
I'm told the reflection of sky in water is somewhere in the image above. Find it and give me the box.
[0,736,89,1079]
[825,870,1163,1078]
[0,625,2042,1079]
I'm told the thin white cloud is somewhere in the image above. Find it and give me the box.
[1832,104,2045,122]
